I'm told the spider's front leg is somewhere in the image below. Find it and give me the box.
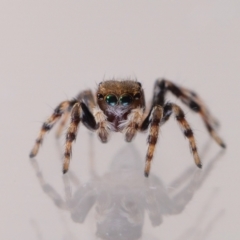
[63,103,81,173]
[144,106,163,177]
[63,101,110,173]
[142,102,201,177]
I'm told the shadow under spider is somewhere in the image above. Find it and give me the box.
[30,142,225,240]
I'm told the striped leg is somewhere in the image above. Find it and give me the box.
[162,102,202,168]
[55,108,71,138]
[154,79,226,148]
[30,100,75,158]
[178,85,225,147]
[76,90,96,110]
[144,106,163,177]
[180,86,219,128]
[56,90,96,138]
[63,103,81,173]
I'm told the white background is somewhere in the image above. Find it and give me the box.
[0,1,239,239]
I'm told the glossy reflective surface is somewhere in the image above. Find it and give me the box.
[0,1,238,240]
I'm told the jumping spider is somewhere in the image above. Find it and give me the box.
[30,79,226,177]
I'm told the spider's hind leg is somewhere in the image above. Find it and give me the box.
[162,102,202,168]
[30,100,76,158]
[153,78,226,148]
[144,106,163,177]
[55,107,72,139]
[63,91,98,174]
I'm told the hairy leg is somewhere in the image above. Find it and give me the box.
[161,102,202,168]
[30,100,76,157]
[152,79,226,148]
[63,103,81,173]
[144,106,163,177]
[63,97,98,173]
[55,108,72,138]
[56,90,96,138]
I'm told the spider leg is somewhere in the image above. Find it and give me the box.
[30,100,76,158]
[63,99,99,174]
[144,106,163,177]
[180,86,219,127]
[162,102,202,168]
[76,90,96,110]
[56,90,96,138]
[153,79,226,148]
[55,109,71,138]
[63,103,81,173]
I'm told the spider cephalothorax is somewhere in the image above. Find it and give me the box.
[96,80,145,131]
[30,78,226,177]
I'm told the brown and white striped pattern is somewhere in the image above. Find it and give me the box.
[29,101,71,158]
[144,106,163,177]
[180,85,225,148]
[170,103,202,168]
[63,103,81,174]
[55,109,71,138]
[157,79,226,148]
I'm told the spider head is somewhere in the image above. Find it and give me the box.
[96,80,145,114]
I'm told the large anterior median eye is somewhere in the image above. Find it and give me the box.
[119,94,133,106]
[105,94,118,106]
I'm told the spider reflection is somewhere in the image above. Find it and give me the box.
[30,144,223,240]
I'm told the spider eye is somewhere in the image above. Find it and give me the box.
[105,94,118,106]
[119,94,132,106]
[134,92,141,100]
[97,93,104,100]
